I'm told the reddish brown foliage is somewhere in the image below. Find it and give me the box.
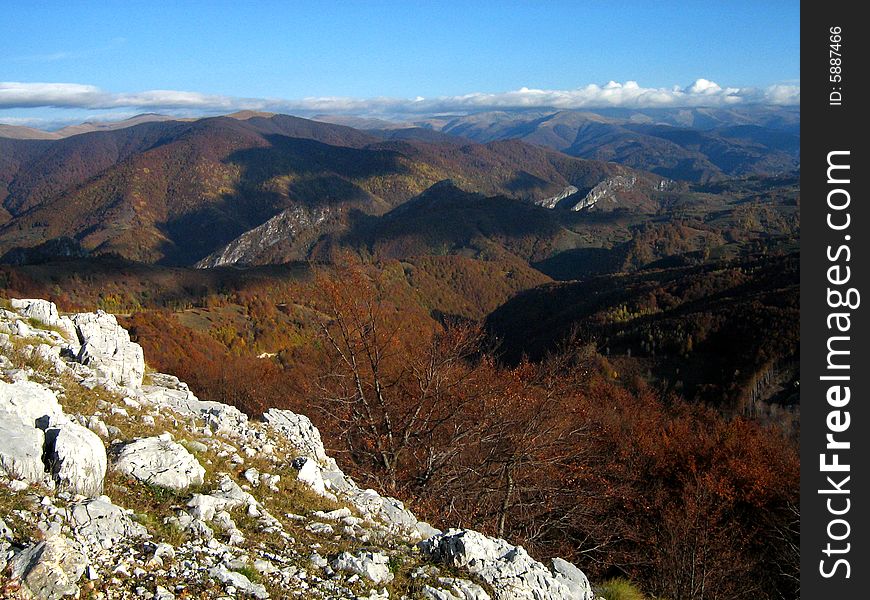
[121,263,797,600]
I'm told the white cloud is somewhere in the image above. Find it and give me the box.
[0,82,107,108]
[686,78,721,94]
[764,84,801,106]
[0,79,800,118]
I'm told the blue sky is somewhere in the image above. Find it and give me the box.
[1,0,799,128]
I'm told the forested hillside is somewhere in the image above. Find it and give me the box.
[0,110,800,600]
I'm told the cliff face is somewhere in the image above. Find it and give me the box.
[0,299,594,600]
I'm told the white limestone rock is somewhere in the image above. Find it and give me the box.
[292,456,327,496]
[68,496,148,551]
[148,542,176,568]
[209,563,269,599]
[204,404,249,435]
[45,420,107,497]
[73,310,145,388]
[10,532,87,600]
[187,473,258,521]
[33,342,70,374]
[9,298,78,342]
[330,550,394,585]
[113,435,205,491]
[349,486,438,540]
[85,415,110,439]
[154,586,176,600]
[420,529,593,600]
[551,557,594,599]
[0,409,46,484]
[0,379,64,427]
[263,409,329,463]
[423,578,492,600]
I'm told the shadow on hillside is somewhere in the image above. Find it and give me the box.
[155,135,412,265]
[0,256,312,309]
[333,183,568,260]
[222,135,409,202]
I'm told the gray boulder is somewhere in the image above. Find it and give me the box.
[420,529,592,600]
[45,420,107,497]
[11,532,87,600]
[330,550,394,584]
[113,434,205,491]
[68,496,148,551]
[0,409,46,484]
[73,311,145,388]
[0,379,64,427]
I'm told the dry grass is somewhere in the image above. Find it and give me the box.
[3,337,56,373]
[0,487,42,545]
[25,317,70,340]
[103,469,194,547]
[597,577,649,600]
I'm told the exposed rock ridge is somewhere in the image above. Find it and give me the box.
[535,185,579,209]
[195,205,334,268]
[571,175,637,211]
[0,298,596,599]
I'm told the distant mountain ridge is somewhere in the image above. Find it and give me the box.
[412,106,799,182]
[0,113,662,265]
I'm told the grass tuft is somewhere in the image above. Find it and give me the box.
[597,577,648,600]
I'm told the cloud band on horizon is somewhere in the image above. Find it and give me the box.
[0,79,800,117]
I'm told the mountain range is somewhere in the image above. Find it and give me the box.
[0,106,801,599]
[0,108,799,269]
[0,112,667,265]
[407,106,799,182]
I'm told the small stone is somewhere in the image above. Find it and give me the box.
[243,468,259,485]
[154,585,175,600]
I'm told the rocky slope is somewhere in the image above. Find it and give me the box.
[194,205,338,268]
[0,298,595,599]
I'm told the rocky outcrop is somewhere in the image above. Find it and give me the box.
[571,175,637,211]
[73,311,145,387]
[263,409,330,463]
[10,532,88,600]
[0,410,47,484]
[535,185,579,209]
[0,298,596,600]
[421,529,593,600]
[9,299,77,341]
[195,205,334,268]
[44,420,107,497]
[112,434,205,490]
[0,378,108,495]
